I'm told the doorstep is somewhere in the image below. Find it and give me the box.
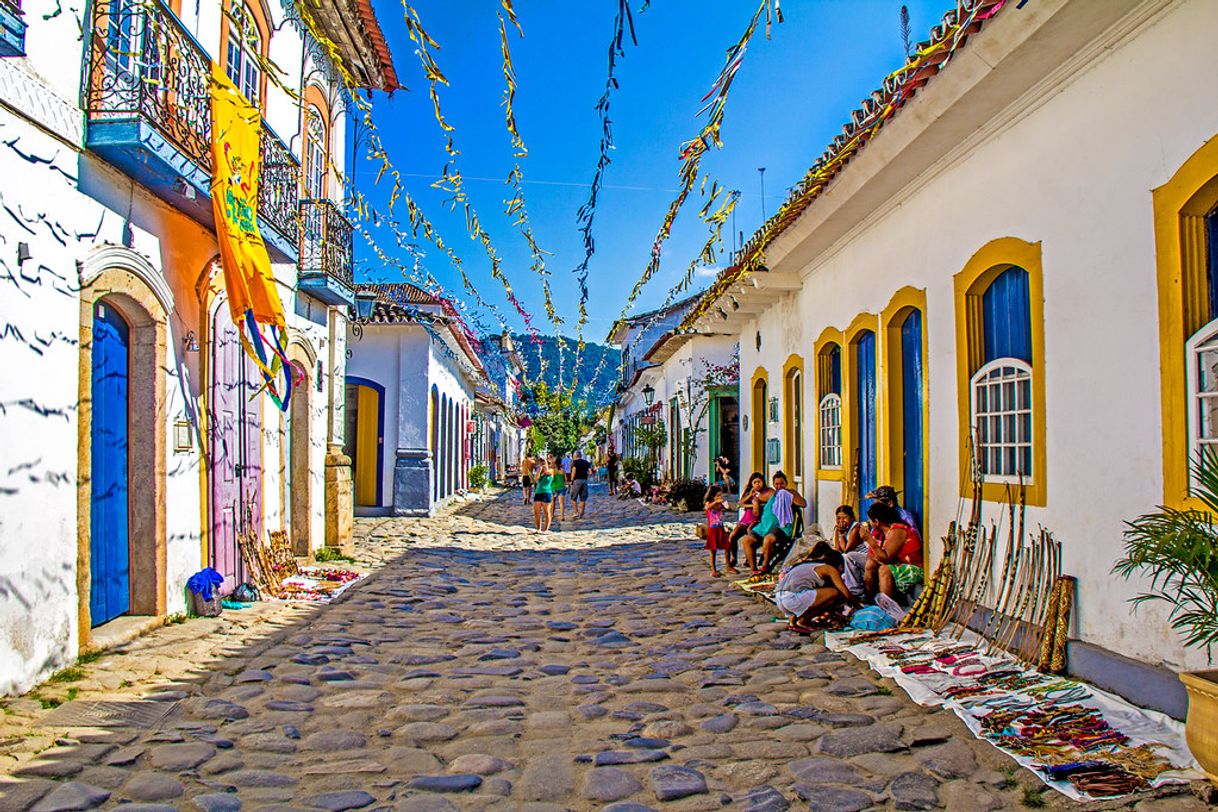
[86,614,163,653]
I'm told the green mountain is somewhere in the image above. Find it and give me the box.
[512,334,620,408]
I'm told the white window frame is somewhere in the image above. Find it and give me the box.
[818,392,842,470]
[305,103,327,200]
[970,357,1033,484]
[226,3,262,105]
[1186,318,1218,485]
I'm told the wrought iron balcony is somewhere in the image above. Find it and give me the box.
[298,198,355,307]
[0,0,27,57]
[84,0,298,260]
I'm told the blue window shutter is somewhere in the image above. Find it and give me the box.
[982,266,1032,363]
[830,345,842,395]
[1206,209,1218,324]
[901,311,924,530]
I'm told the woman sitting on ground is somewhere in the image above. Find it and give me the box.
[775,540,854,634]
[831,504,869,599]
[727,472,768,572]
[863,501,924,601]
[741,470,806,575]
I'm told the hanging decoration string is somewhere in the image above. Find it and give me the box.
[679,0,1011,329]
[396,0,545,351]
[496,1,568,384]
[567,0,639,376]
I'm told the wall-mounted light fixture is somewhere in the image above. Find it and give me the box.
[173,419,193,453]
[183,331,200,352]
[642,383,655,406]
[16,242,31,266]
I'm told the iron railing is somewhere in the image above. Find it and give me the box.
[86,0,212,170]
[299,198,354,287]
[259,126,300,245]
[85,0,298,236]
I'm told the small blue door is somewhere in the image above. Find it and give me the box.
[856,331,877,512]
[90,302,130,626]
[901,311,924,530]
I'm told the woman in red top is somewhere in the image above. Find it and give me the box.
[863,501,924,600]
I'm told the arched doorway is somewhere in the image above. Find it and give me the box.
[899,310,924,529]
[751,374,768,474]
[343,376,384,508]
[210,302,263,589]
[853,329,878,513]
[90,301,131,626]
[78,251,169,640]
[287,356,313,556]
[430,386,439,503]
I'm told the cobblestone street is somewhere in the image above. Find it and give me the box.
[0,487,1202,811]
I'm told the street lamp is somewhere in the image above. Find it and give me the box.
[642,383,655,406]
[354,289,377,321]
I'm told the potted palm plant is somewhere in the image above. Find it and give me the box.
[1114,449,1218,783]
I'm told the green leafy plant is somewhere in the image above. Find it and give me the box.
[315,547,354,563]
[1113,449,1218,657]
[666,478,708,512]
[622,456,656,492]
[1021,786,1045,808]
[46,667,83,684]
[468,464,488,490]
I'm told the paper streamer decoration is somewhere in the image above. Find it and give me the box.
[680,0,1012,330]
[208,64,292,410]
[568,0,639,374]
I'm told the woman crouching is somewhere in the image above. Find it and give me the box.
[775,541,855,635]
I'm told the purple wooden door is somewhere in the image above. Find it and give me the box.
[210,305,262,591]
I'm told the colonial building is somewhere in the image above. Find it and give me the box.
[677,0,1218,717]
[0,0,395,694]
[344,284,487,516]
[473,333,526,484]
[608,297,739,482]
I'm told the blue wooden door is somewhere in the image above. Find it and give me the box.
[856,331,877,511]
[901,311,924,529]
[90,302,130,626]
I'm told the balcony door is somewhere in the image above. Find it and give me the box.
[210,304,262,591]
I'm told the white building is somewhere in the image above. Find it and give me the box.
[0,0,397,694]
[473,333,526,483]
[344,284,487,515]
[608,296,739,483]
[676,0,1218,718]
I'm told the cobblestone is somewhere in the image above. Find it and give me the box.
[0,486,1179,810]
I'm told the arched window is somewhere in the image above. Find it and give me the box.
[1186,207,1218,468]
[971,266,1033,482]
[225,2,263,105]
[782,357,804,483]
[751,371,768,473]
[817,341,842,471]
[304,102,327,199]
[954,239,1046,504]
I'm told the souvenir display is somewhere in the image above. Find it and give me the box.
[826,629,1201,800]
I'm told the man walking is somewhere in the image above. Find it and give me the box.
[570,450,593,519]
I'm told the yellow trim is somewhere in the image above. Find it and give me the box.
[781,353,805,484]
[813,327,844,481]
[1154,136,1218,510]
[880,286,930,527]
[953,237,1047,506]
[844,313,880,506]
[750,366,769,473]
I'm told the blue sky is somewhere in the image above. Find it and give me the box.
[354,0,952,342]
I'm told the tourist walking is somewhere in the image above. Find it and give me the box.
[550,454,567,524]
[606,451,620,495]
[570,450,593,519]
[521,455,536,506]
[532,460,554,532]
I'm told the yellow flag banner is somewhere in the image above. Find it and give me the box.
[209,64,292,410]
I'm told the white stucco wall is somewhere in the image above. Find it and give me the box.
[0,0,352,694]
[728,0,1218,670]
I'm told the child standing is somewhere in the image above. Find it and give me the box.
[533,463,554,532]
[704,485,732,578]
